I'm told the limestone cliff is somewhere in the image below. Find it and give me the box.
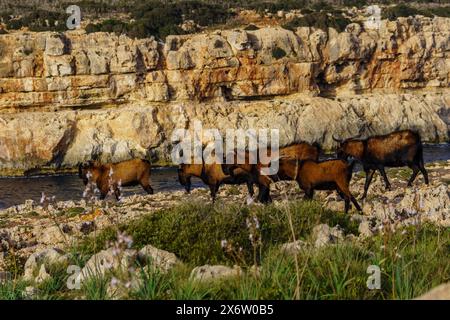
[0,16,449,173]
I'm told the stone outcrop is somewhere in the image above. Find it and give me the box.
[0,92,448,173]
[0,16,449,173]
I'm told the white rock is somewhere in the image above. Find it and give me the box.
[38,225,67,245]
[23,248,67,281]
[311,224,344,248]
[79,248,136,282]
[22,286,39,299]
[358,221,373,238]
[280,240,308,255]
[137,245,180,273]
[190,265,242,282]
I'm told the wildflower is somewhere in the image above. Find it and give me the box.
[40,192,46,204]
[110,277,119,287]
[253,215,260,229]
[111,247,121,257]
[103,260,113,269]
[220,240,228,249]
[246,218,251,229]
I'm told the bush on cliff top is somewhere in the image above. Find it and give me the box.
[85,0,235,39]
[282,11,352,32]
[382,4,434,20]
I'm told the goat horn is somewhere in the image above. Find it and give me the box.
[332,135,342,143]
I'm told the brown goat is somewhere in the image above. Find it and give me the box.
[178,162,254,202]
[257,158,361,212]
[334,129,429,199]
[294,159,362,213]
[222,142,321,203]
[78,159,153,200]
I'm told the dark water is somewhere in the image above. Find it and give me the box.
[0,144,448,210]
[0,167,204,210]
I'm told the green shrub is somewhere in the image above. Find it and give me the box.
[77,200,349,266]
[283,11,352,32]
[342,0,368,8]
[244,24,259,31]
[428,6,450,18]
[382,4,433,21]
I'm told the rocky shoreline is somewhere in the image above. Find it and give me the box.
[0,160,448,276]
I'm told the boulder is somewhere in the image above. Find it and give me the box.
[38,225,67,245]
[190,265,242,282]
[23,248,68,281]
[311,224,344,248]
[280,240,308,255]
[358,221,374,238]
[137,245,180,272]
[78,248,137,282]
[45,34,66,56]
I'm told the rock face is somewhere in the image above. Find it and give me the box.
[0,16,449,172]
[1,17,449,106]
[0,93,448,172]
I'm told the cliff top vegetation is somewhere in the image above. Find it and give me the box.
[0,1,449,39]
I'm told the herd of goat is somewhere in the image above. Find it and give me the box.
[78,129,429,213]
